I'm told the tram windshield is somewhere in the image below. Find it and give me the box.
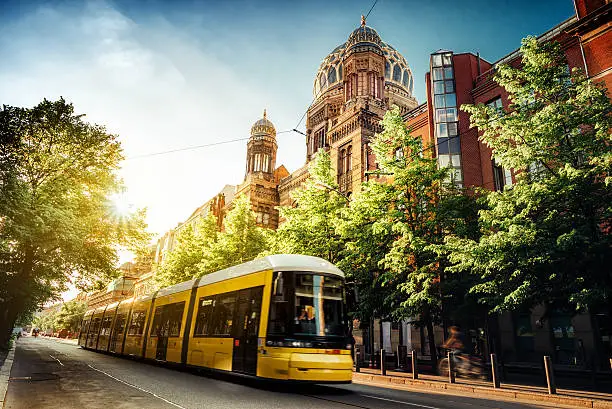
[267,271,346,339]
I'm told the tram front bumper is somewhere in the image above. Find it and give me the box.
[288,352,353,382]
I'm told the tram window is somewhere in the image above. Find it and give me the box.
[210,292,236,337]
[268,272,346,338]
[113,314,126,335]
[90,318,101,335]
[168,302,185,337]
[100,316,113,336]
[193,297,214,337]
[128,311,146,335]
[150,307,163,337]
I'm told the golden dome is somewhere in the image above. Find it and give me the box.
[250,109,276,137]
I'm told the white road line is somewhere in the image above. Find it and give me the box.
[361,394,441,409]
[48,355,64,366]
[87,364,186,409]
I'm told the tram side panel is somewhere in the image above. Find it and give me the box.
[122,296,152,358]
[186,270,268,372]
[86,306,106,349]
[256,269,291,380]
[78,311,94,347]
[96,302,119,352]
[144,290,190,363]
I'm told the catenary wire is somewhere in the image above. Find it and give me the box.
[125,130,294,160]
[128,0,383,159]
[364,0,379,20]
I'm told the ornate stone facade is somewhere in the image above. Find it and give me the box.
[236,110,289,229]
[279,17,418,204]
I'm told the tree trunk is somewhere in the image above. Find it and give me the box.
[0,245,35,348]
[0,304,19,348]
[423,307,438,372]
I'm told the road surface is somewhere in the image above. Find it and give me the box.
[5,337,547,409]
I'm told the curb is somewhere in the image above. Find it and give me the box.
[352,372,612,408]
[0,341,17,408]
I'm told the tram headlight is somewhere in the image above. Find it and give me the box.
[346,344,352,350]
[265,340,313,348]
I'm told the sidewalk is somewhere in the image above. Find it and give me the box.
[353,367,612,408]
[0,340,17,408]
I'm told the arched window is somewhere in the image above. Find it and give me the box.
[385,61,391,79]
[338,149,346,175]
[328,66,337,85]
[409,74,413,93]
[402,70,409,88]
[319,73,326,90]
[393,64,401,82]
[338,64,343,81]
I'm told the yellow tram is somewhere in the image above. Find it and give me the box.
[78,254,353,383]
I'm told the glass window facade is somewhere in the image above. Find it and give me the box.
[431,51,462,185]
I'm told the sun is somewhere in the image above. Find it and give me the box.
[110,193,133,217]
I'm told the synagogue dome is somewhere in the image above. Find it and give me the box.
[312,20,414,100]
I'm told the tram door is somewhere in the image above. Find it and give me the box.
[154,306,169,361]
[109,314,125,353]
[232,287,263,374]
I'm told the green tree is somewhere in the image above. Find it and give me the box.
[32,305,60,334]
[155,214,218,288]
[55,299,87,333]
[448,37,612,316]
[0,98,150,347]
[200,195,271,273]
[343,107,478,365]
[272,150,348,263]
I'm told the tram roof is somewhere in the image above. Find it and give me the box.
[197,254,344,288]
[156,254,344,297]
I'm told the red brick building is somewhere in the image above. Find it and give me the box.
[400,0,611,371]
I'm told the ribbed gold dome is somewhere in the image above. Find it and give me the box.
[250,109,276,137]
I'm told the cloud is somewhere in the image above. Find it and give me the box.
[0,0,305,237]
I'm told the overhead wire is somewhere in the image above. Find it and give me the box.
[126,0,383,161]
[125,130,294,160]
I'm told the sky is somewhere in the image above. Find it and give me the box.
[0,0,575,250]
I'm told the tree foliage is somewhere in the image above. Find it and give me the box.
[154,214,218,288]
[154,195,270,288]
[199,195,271,274]
[340,107,479,362]
[448,37,612,314]
[0,98,150,346]
[55,299,87,333]
[272,150,348,263]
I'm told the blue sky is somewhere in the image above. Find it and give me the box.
[0,0,575,239]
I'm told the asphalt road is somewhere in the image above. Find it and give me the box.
[5,337,547,409]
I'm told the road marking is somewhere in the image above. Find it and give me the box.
[49,355,64,366]
[361,394,441,409]
[87,364,186,409]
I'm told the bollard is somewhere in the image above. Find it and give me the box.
[491,353,500,389]
[397,345,401,369]
[355,350,360,373]
[381,349,386,376]
[412,350,419,379]
[448,351,456,383]
[544,356,556,394]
